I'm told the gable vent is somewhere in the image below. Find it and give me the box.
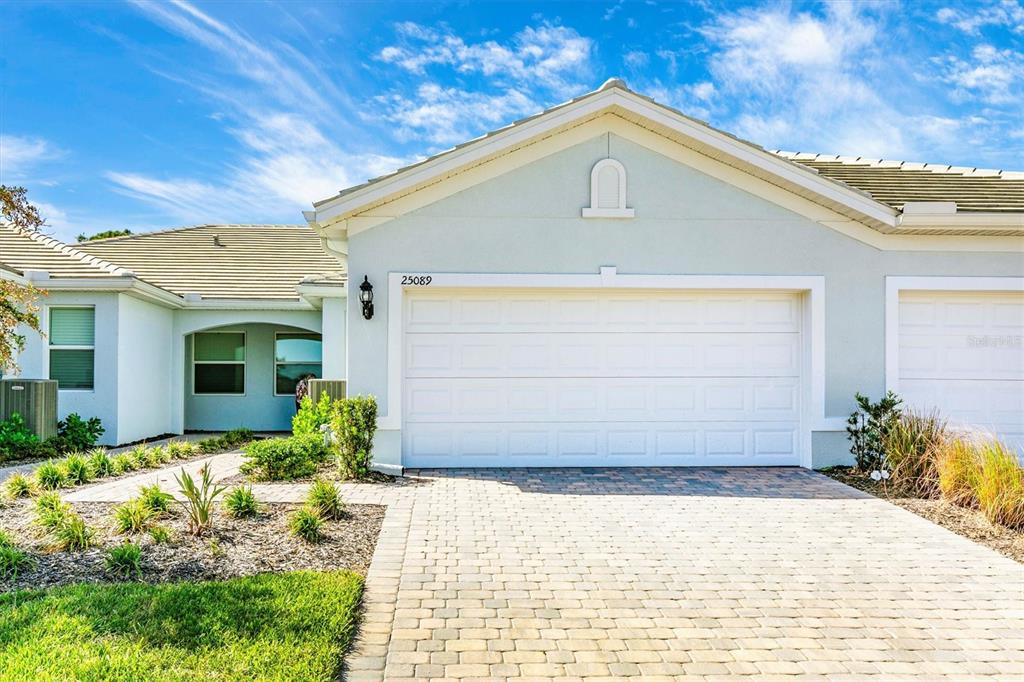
[582,158,635,218]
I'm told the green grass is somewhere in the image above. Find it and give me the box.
[0,570,364,681]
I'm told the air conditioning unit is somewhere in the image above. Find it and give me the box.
[1,379,58,441]
[308,379,347,403]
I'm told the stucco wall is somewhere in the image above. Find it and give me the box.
[116,294,174,444]
[344,132,1024,468]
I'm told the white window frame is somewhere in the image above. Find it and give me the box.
[47,305,96,393]
[273,331,323,396]
[192,330,246,396]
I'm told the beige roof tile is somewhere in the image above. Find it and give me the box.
[0,223,128,278]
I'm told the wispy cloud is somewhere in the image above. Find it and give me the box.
[937,0,1024,35]
[0,135,64,179]
[939,43,1024,104]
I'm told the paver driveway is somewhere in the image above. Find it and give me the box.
[347,468,1024,681]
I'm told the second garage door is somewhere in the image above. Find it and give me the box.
[402,288,805,467]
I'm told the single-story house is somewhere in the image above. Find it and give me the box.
[3,79,1022,471]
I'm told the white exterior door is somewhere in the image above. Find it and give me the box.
[898,291,1024,451]
[402,288,805,467]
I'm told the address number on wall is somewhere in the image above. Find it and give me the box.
[401,275,433,286]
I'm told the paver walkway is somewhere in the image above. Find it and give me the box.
[346,468,1024,681]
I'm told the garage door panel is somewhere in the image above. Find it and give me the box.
[900,379,1024,432]
[405,332,801,378]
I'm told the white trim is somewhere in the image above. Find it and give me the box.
[383,269,827,469]
[884,276,1024,394]
[47,305,96,392]
[191,330,247,396]
[272,331,324,396]
[582,158,634,218]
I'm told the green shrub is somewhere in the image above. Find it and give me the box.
[61,453,91,486]
[0,545,32,580]
[307,478,344,520]
[936,438,982,508]
[51,414,104,453]
[240,434,324,481]
[34,491,66,523]
[138,484,173,515]
[86,448,112,477]
[224,485,259,518]
[148,525,172,544]
[175,464,226,536]
[0,413,39,460]
[882,411,947,497]
[113,499,153,535]
[54,513,93,551]
[846,391,902,472]
[139,447,165,468]
[111,453,136,475]
[5,439,58,462]
[34,461,66,490]
[973,441,1024,529]
[330,395,378,479]
[293,392,333,437]
[0,529,14,548]
[166,440,198,459]
[197,428,256,454]
[4,473,34,499]
[288,506,322,543]
[105,542,142,578]
[128,445,150,469]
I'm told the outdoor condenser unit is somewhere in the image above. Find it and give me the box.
[0,379,58,441]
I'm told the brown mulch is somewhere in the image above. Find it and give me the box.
[0,498,384,592]
[820,467,1024,564]
[219,465,424,488]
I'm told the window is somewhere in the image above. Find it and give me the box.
[49,307,95,390]
[193,332,245,395]
[275,332,322,395]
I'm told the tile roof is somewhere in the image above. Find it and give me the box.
[774,152,1024,213]
[75,224,344,300]
[0,223,130,279]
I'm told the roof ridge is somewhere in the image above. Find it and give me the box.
[3,223,132,276]
[773,151,1024,179]
[78,223,308,244]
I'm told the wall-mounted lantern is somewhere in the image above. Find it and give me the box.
[359,276,374,320]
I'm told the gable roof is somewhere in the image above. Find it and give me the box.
[309,78,1023,236]
[76,224,343,300]
[0,223,132,279]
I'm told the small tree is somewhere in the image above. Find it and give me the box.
[1,185,46,373]
[76,229,132,242]
[847,391,902,472]
[330,395,378,479]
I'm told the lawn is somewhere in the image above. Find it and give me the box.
[0,570,363,681]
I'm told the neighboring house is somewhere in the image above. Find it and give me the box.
[1,224,346,445]
[305,79,1024,472]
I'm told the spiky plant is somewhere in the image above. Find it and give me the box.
[34,461,66,490]
[138,484,173,515]
[306,478,344,520]
[61,454,91,486]
[112,499,153,535]
[4,473,34,499]
[86,448,113,477]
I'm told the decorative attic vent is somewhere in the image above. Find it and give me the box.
[582,158,634,218]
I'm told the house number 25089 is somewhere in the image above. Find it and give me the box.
[401,275,433,286]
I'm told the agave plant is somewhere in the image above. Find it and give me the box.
[174,464,227,536]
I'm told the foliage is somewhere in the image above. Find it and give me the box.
[973,441,1024,529]
[128,444,150,469]
[0,413,39,460]
[105,542,142,579]
[240,433,325,481]
[0,570,364,680]
[174,464,226,536]
[881,411,948,496]
[1,185,44,230]
[846,391,902,472]
[54,513,93,551]
[293,392,334,437]
[113,500,153,535]
[77,229,132,242]
[148,525,172,545]
[0,280,44,376]
[4,473,34,499]
[288,506,323,543]
[330,395,378,479]
[51,414,104,453]
[111,453,137,475]
[196,428,256,454]
[33,491,66,523]
[61,453,91,486]
[149,446,171,466]
[139,484,173,515]
[307,478,344,520]
[34,460,66,490]
[935,438,983,508]
[0,545,32,581]
[87,448,113,477]
[166,440,198,460]
[223,485,259,519]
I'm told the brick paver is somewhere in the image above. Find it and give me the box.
[346,467,1024,681]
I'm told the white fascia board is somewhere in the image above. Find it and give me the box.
[180,298,318,311]
[896,211,1024,232]
[39,277,185,308]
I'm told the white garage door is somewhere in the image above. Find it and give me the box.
[402,289,804,467]
[899,291,1024,451]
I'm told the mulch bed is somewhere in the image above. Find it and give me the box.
[0,498,384,592]
[820,467,1024,564]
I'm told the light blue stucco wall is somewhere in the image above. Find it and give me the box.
[344,132,1024,468]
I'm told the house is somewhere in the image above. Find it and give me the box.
[4,79,1022,470]
[0,223,345,445]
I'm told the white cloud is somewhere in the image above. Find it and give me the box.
[0,135,63,178]
[937,1,1024,35]
[940,43,1024,104]
[623,50,649,69]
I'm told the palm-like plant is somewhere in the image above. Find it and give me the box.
[174,464,226,536]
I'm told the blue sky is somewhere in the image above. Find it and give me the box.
[1,0,1022,242]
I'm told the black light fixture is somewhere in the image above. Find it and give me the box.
[359,275,374,320]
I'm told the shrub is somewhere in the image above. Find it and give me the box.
[293,392,333,437]
[105,542,142,578]
[0,413,39,460]
[882,411,947,497]
[166,440,197,460]
[61,453,91,486]
[224,485,259,518]
[307,478,344,520]
[6,439,58,462]
[35,461,66,490]
[139,447,165,469]
[846,391,902,472]
[139,484,173,515]
[936,438,982,508]
[175,464,226,536]
[973,441,1024,529]
[34,491,67,526]
[0,529,14,548]
[0,545,32,581]
[113,499,153,534]
[54,513,93,551]
[197,428,256,454]
[52,414,104,453]
[150,446,171,465]
[4,473,34,499]
[288,506,322,543]
[111,453,136,475]
[330,395,378,479]
[86,448,113,477]
[148,525,172,544]
[240,434,323,481]
[128,445,150,469]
